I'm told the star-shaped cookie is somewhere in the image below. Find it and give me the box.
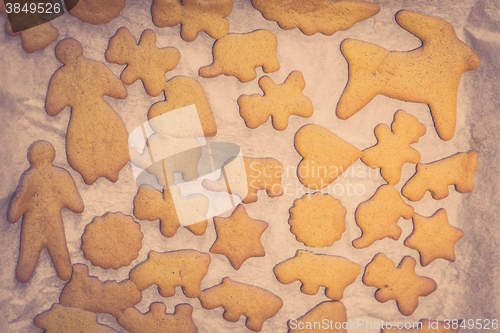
[337,10,480,140]
[404,209,464,266]
[210,204,268,270]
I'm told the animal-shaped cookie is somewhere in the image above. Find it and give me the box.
[238,71,314,130]
[8,141,84,283]
[129,250,211,298]
[59,264,142,318]
[363,254,437,316]
[133,185,209,237]
[289,192,347,248]
[152,0,233,41]
[105,27,180,97]
[46,38,129,185]
[402,151,478,201]
[337,10,480,140]
[199,277,283,332]
[69,0,127,24]
[117,303,198,333]
[404,209,464,266]
[274,250,361,300]
[34,303,118,333]
[288,301,347,333]
[211,204,268,269]
[199,30,280,83]
[361,110,427,185]
[251,0,380,36]
[81,212,143,270]
[353,185,414,249]
[203,156,283,204]
[381,319,462,332]
[294,124,362,189]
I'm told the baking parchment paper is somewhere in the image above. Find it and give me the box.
[0,0,499,332]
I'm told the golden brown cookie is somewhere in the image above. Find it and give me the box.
[46,38,129,185]
[105,27,180,97]
[211,204,268,269]
[129,249,211,298]
[59,264,142,318]
[117,303,198,333]
[288,192,347,248]
[404,209,464,267]
[7,141,84,283]
[294,124,362,189]
[402,151,478,201]
[288,301,347,333]
[274,250,361,300]
[202,156,283,204]
[337,10,480,141]
[251,0,380,36]
[353,185,414,249]
[361,110,427,185]
[238,71,314,130]
[363,253,437,316]
[133,185,209,237]
[81,212,143,270]
[4,19,58,53]
[69,0,126,24]
[152,0,233,42]
[199,277,283,332]
[148,76,218,137]
[34,303,118,333]
[381,319,462,332]
[199,29,280,83]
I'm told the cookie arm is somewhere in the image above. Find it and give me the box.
[7,171,35,223]
[54,168,84,213]
[46,73,72,116]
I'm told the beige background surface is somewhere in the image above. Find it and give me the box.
[0,0,498,332]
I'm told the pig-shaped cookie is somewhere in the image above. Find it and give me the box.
[130,250,211,298]
[199,277,283,332]
[274,250,361,300]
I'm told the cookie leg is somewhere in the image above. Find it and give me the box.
[46,231,72,281]
[16,233,43,283]
[182,284,202,298]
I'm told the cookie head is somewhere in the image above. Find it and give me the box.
[28,141,55,166]
[55,38,84,64]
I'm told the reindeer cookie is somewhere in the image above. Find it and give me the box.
[8,141,84,283]
[337,10,480,140]
[199,277,283,332]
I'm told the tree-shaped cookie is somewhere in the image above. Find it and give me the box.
[252,0,380,36]
[117,303,197,333]
[69,0,127,25]
[288,192,347,248]
[288,301,347,333]
[152,0,233,42]
[199,277,283,332]
[274,250,361,300]
[106,27,180,97]
[129,250,211,298]
[363,254,437,316]
[46,38,129,185]
[34,303,118,333]
[353,185,414,249]
[402,151,478,201]
[211,204,268,269]
[199,30,280,83]
[8,141,84,283]
[81,212,143,270]
[133,185,209,237]
[294,124,362,189]
[404,209,464,266]
[59,264,142,318]
[203,156,283,204]
[238,71,314,130]
[362,110,427,185]
[337,10,480,140]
